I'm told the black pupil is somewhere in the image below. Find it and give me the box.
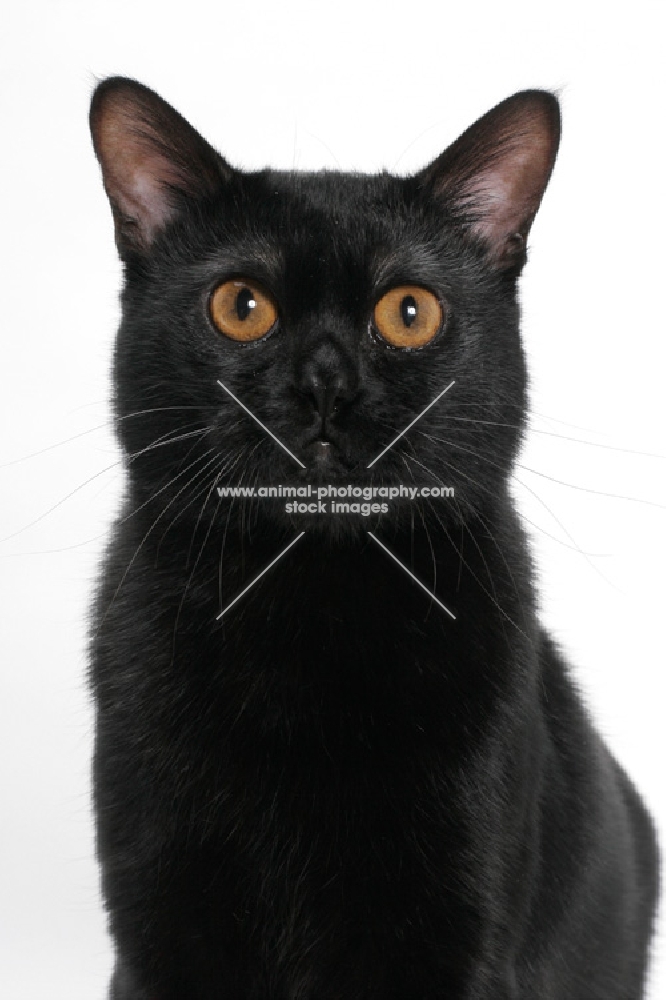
[236,287,257,321]
[401,295,418,328]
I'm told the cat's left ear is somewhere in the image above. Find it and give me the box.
[418,90,561,271]
[90,77,232,257]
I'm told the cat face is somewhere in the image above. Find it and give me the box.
[91,80,559,538]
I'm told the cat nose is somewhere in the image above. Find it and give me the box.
[300,370,346,424]
[296,338,359,432]
[297,357,357,431]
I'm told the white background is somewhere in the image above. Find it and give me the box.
[1,2,664,997]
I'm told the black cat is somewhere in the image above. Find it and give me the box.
[89,78,659,999]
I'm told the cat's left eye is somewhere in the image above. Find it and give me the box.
[372,286,444,349]
[210,279,278,342]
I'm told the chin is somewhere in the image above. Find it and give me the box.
[293,510,384,546]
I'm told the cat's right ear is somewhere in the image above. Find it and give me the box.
[89,77,232,258]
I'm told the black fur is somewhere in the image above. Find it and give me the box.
[89,78,659,999]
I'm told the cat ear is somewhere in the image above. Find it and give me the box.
[419,91,561,270]
[90,77,232,256]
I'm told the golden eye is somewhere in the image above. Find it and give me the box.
[210,279,278,342]
[373,286,444,349]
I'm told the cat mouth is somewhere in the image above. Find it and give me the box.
[311,439,332,460]
[300,435,358,477]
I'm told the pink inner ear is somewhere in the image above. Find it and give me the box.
[463,136,555,261]
[110,150,178,244]
[130,169,172,233]
[467,166,532,249]
[422,92,561,268]
[97,119,181,246]
[90,79,229,253]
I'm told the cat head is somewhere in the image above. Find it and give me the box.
[90,78,559,542]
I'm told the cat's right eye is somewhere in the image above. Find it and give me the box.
[210,279,278,342]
